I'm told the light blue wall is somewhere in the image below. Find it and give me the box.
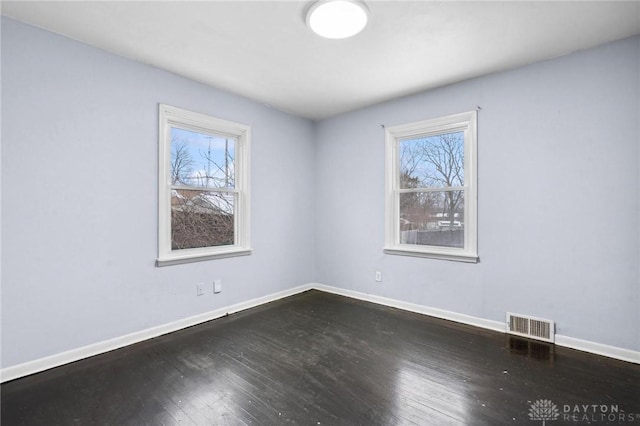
[315,35,640,351]
[1,18,316,368]
[2,17,639,370]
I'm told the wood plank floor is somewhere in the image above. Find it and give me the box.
[2,290,639,425]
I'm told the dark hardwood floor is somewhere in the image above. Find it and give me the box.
[2,290,639,425]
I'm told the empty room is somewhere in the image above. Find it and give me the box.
[1,1,639,425]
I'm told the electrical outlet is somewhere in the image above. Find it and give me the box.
[375,271,382,282]
[214,279,222,294]
[196,283,205,296]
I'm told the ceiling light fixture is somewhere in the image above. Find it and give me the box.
[306,0,369,39]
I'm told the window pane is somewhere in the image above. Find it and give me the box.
[170,127,235,189]
[399,132,464,189]
[399,190,464,248]
[171,189,234,249]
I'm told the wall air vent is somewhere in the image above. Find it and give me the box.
[506,312,555,343]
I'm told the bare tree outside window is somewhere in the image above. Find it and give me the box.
[384,111,477,262]
[399,132,465,248]
[170,128,236,250]
[170,138,193,185]
[158,105,250,265]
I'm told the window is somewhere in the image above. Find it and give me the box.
[384,111,477,262]
[157,104,251,266]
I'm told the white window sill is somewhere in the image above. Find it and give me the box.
[384,247,479,263]
[156,248,252,267]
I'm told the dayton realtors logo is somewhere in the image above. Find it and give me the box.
[529,400,560,425]
[528,399,640,424]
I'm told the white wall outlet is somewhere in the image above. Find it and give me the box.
[375,271,382,282]
[214,279,222,294]
[196,283,205,296]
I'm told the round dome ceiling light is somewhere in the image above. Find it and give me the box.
[306,0,369,39]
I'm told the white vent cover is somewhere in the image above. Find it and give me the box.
[506,312,555,343]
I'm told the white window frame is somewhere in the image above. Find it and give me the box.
[157,104,251,266]
[384,111,478,263]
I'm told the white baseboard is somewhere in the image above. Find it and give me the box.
[554,335,640,364]
[3,282,638,382]
[310,283,640,365]
[0,283,313,383]
[311,283,505,333]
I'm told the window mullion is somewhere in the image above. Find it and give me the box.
[170,185,238,193]
[398,186,466,193]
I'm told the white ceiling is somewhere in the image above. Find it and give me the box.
[3,1,640,121]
